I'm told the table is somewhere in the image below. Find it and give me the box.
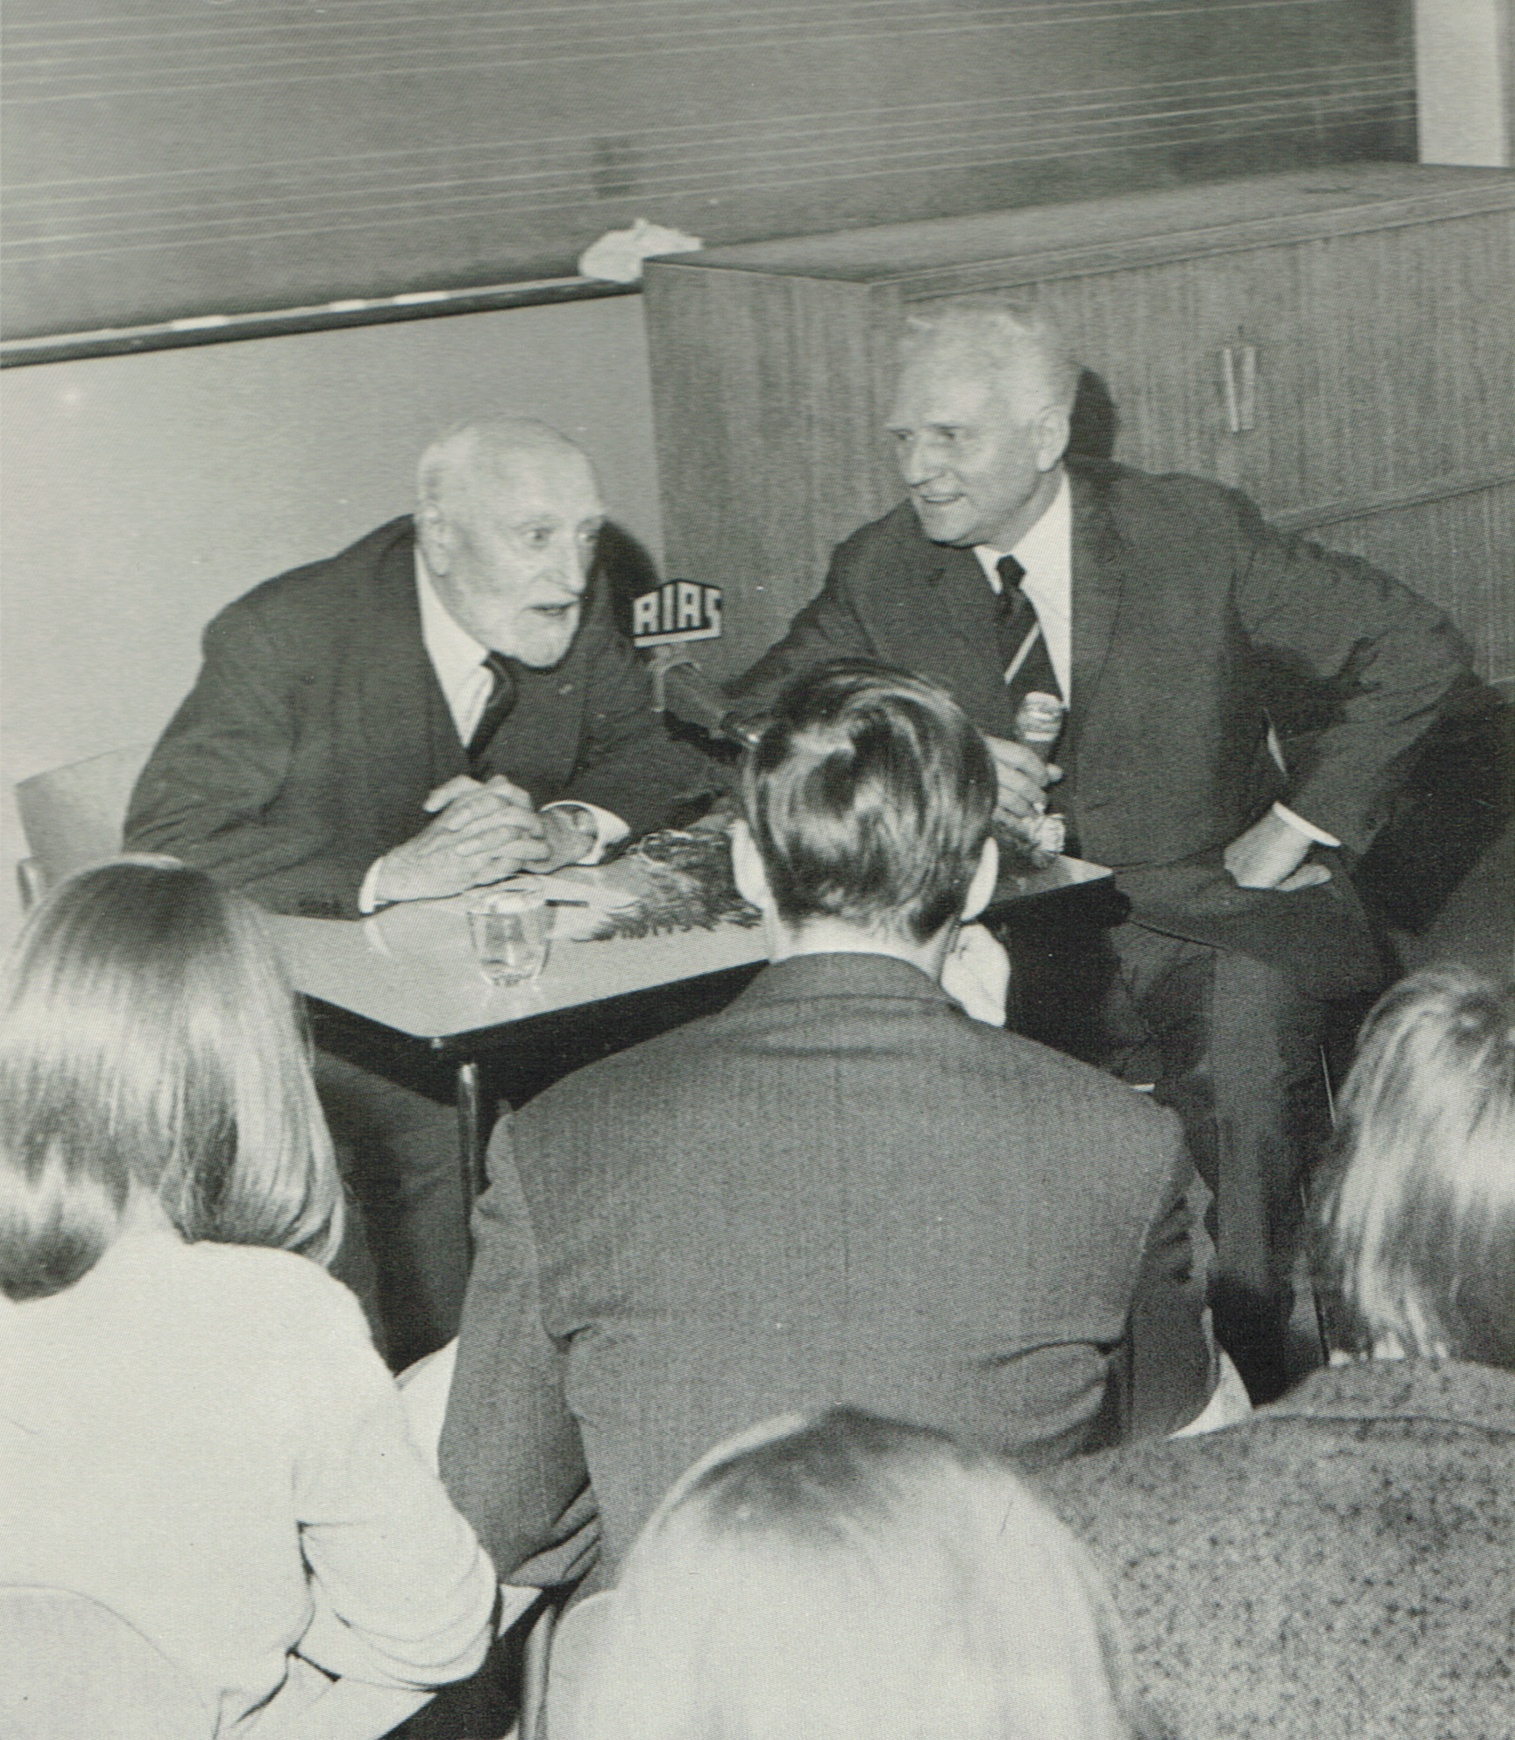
[271,854,1118,1217]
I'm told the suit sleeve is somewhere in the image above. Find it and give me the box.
[1230,496,1470,853]
[1119,1112,1216,1443]
[559,589,723,835]
[123,601,374,916]
[438,1117,600,1590]
[723,537,881,722]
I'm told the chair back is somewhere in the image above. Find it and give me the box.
[0,1584,212,1740]
[13,744,152,906]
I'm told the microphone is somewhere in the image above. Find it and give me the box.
[646,646,762,750]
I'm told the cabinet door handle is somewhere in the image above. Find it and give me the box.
[1221,344,1257,433]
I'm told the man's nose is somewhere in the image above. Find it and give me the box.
[543,543,589,593]
[896,434,939,486]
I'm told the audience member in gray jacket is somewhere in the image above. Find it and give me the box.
[1043,967,1515,1740]
[442,661,1215,1590]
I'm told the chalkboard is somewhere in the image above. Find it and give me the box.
[2,0,1413,341]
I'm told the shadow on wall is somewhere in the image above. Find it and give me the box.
[597,521,662,643]
[1068,368,1120,463]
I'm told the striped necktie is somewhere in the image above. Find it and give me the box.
[996,555,1061,711]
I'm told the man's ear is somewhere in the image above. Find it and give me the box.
[1033,404,1071,473]
[414,502,452,576]
[961,835,999,923]
[730,818,772,911]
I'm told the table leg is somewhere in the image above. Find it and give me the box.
[457,1061,486,1248]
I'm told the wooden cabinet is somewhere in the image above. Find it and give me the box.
[644,166,1515,685]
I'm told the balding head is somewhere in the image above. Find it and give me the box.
[413,418,604,668]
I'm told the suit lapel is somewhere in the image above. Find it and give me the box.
[1067,467,1131,752]
[873,513,1017,736]
[353,528,467,809]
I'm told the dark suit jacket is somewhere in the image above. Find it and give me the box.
[125,518,713,916]
[730,463,1471,993]
[1041,1359,1515,1739]
[440,951,1213,1589]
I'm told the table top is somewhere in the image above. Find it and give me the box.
[271,854,1111,1046]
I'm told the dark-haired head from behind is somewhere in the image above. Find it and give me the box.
[0,857,341,1302]
[566,1405,1157,1740]
[1318,966,1515,1368]
[737,659,997,946]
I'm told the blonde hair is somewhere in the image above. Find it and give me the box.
[568,1408,1153,1740]
[1319,968,1515,1366]
[0,858,340,1300]
[900,295,1080,420]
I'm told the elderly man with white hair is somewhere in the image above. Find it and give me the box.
[128,417,714,1365]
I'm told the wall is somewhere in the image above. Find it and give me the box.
[0,294,662,948]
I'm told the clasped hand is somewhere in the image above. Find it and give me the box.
[374,776,594,903]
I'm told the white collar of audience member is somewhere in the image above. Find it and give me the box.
[730,820,999,980]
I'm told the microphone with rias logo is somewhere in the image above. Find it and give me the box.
[631,576,761,750]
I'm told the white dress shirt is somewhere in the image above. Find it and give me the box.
[356,561,629,910]
[973,469,1338,848]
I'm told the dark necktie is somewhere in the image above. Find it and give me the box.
[996,554,1076,841]
[466,652,518,774]
[995,555,1062,713]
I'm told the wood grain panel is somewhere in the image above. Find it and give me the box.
[647,267,900,681]
[1186,212,1515,507]
[1030,260,1235,483]
[718,168,1511,291]
[984,207,1515,510]
[1298,483,1515,683]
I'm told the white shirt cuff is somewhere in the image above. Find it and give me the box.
[358,856,387,914]
[1270,802,1341,849]
[542,801,628,865]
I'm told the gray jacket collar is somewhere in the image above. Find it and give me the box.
[1265,1358,1515,1435]
[733,950,959,1011]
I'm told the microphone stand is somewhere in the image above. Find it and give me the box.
[645,645,762,751]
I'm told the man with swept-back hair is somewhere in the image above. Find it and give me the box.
[728,295,1472,1400]
[126,416,714,1367]
[441,660,1214,1593]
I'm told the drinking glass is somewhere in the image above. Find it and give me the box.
[468,888,551,985]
